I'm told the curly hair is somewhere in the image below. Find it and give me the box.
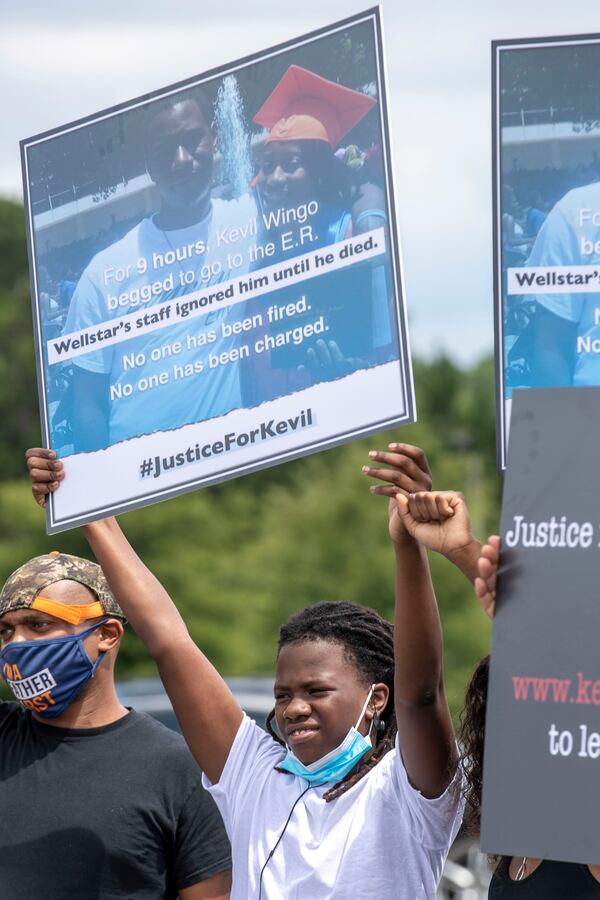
[266,600,396,802]
[457,654,490,836]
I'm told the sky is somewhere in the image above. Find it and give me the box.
[2,0,600,365]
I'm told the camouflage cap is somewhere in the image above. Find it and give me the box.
[0,551,125,621]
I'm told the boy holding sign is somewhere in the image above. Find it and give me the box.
[26,444,463,899]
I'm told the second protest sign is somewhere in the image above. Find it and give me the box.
[481,387,600,864]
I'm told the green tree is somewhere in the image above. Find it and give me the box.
[0,201,42,478]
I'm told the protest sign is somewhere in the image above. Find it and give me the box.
[481,387,600,864]
[21,8,414,533]
[493,33,600,468]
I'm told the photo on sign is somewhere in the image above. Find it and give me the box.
[22,9,414,532]
[493,33,600,468]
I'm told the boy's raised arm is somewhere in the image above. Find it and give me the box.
[364,446,456,799]
[25,449,243,784]
[384,488,489,797]
[388,493,458,799]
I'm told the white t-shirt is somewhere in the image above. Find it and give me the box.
[64,196,256,446]
[204,714,464,899]
[527,181,600,386]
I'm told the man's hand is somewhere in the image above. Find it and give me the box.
[474,535,500,619]
[25,448,64,508]
[362,443,432,545]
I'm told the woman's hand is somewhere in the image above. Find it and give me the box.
[362,443,432,545]
[474,535,500,619]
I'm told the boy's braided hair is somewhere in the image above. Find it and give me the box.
[266,600,396,802]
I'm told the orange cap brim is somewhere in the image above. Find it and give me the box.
[31,596,105,625]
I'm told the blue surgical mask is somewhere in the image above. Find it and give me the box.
[279,685,375,785]
[0,620,107,719]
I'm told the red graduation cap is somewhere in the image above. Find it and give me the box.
[253,65,377,148]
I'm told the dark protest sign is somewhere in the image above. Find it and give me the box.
[481,387,600,863]
[493,33,600,469]
[21,8,414,533]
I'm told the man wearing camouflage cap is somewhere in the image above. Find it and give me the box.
[0,550,125,717]
[0,540,231,899]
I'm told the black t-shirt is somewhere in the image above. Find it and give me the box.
[489,858,600,898]
[0,702,230,899]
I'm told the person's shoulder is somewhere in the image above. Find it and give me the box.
[125,711,200,766]
[356,744,445,800]
[237,711,283,759]
[126,709,187,744]
[359,746,397,792]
